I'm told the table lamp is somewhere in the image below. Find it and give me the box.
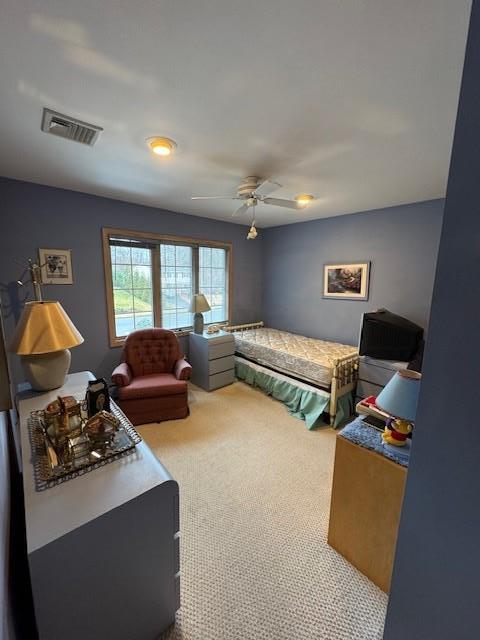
[189,293,211,334]
[9,301,84,391]
[375,369,422,447]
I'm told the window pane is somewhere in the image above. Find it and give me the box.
[200,246,211,267]
[114,289,134,313]
[115,315,135,336]
[112,264,132,289]
[160,244,194,330]
[134,313,154,330]
[132,265,152,289]
[199,247,227,325]
[110,243,153,337]
[176,267,192,288]
[131,247,151,265]
[133,288,152,311]
[199,268,211,288]
[177,312,191,328]
[212,248,225,268]
[162,311,177,330]
[161,244,175,265]
[212,268,225,287]
[114,246,131,264]
[176,245,191,266]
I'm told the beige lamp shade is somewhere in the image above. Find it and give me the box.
[189,293,211,314]
[9,301,84,355]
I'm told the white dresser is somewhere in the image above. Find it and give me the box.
[356,355,409,403]
[17,371,180,640]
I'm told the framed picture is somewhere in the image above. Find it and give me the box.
[323,262,370,300]
[38,248,74,285]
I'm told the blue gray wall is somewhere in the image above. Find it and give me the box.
[384,2,479,639]
[262,199,444,346]
[0,178,263,383]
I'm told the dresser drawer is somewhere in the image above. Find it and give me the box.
[209,355,234,375]
[359,363,399,387]
[209,369,235,390]
[357,379,384,399]
[209,342,234,360]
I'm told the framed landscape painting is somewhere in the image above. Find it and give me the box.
[323,262,370,300]
[39,248,74,284]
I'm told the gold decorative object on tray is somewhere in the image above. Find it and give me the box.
[29,397,142,491]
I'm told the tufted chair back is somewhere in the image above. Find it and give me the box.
[123,328,182,377]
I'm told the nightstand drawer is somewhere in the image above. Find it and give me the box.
[209,355,234,375]
[209,369,235,390]
[209,342,234,360]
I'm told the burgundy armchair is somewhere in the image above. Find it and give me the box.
[112,328,192,426]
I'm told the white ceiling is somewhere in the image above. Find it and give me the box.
[0,1,471,227]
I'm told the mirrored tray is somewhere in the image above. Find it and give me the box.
[28,400,142,491]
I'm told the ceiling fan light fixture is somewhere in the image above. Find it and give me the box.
[247,223,258,240]
[146,137,177,157]
[295,194,314,207]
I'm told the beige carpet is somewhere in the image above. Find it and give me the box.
[138,382,387,640]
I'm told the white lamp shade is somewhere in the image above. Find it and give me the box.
[9,301,84,355]
[189,293,211,314]
[376,369,422,422]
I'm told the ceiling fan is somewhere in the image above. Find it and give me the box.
[191,176,312,217]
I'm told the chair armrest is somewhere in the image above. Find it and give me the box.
[174,358,192,381]
[112,362,132,387]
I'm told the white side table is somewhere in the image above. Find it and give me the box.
[18,371,180,640]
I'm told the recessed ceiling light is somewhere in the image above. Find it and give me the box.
[295,194,314,207]
[146,137,177,156]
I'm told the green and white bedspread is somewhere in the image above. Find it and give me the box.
[235,356,353,429]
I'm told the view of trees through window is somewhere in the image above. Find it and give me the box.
[109,237,228,338]
[199,247,227,324]
[160,244,193,330]
[111,244,154,336]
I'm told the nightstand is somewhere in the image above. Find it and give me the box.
[188,330,235,391]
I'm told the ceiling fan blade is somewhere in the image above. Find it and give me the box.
[254,179,282,197]
[262,197,302,210]
[191,196,240,200]
[232,203,249,217]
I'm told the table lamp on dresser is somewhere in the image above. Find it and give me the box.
[189,293,211,334]
[375,369,422,447]
[9,300,84,391]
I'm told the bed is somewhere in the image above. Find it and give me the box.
[223,322,359,428]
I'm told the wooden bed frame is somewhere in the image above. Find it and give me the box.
[223,321,359,426]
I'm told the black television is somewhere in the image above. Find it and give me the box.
[359,309,423,361]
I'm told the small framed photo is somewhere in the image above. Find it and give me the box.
[323,262,370,300]
[39,248,74,285]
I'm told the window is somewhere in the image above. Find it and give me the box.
[160,244,193,330]
[103,228,231,345]
[110,242,154,336]
[199,246,228,324]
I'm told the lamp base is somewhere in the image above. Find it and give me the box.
[193,313,204,334]
[21,349,71,391]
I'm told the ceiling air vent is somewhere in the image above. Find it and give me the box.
[41,108,103,146]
